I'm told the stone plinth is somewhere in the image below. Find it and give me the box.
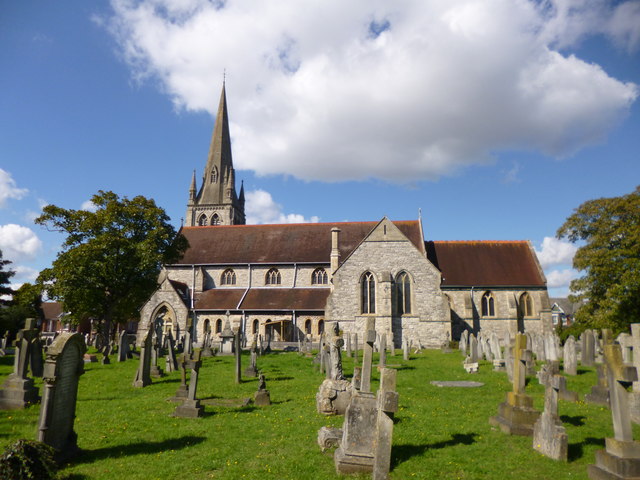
[0,375,39,410]
[254,389,271,406]
[334,392,377,474]
[318,426,343,451]
[490,393,540,436]
[173,398,204,418]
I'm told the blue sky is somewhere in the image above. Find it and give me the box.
[1,0,639,298]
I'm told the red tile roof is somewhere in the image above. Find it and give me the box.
[41,302,63,320]
[194,288,330,311]
[176,220,423,265]
[425,241,545,287]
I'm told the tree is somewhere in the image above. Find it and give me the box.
[557,186,640,332]
[36,190,188,340]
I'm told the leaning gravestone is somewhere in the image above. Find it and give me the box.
[588,343,640,479]
[0,318,40,409]
[132,328,152,388]
[490,333,540,436]
[533,374,568,461]
[36,332,86,461]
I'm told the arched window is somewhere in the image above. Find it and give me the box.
[252,319,259,335]
[318,320,324,335]
[215,319,222,334]
[221,268,236,286]
[203,319,211,333]
[312,267,328,285]
[211,213,221,225]
[481,291,495,317]
[395,271,411,315]
[211,167,218,183]
[304,319,312,334]
[520,292,533,317]
[265,268,281,285]
[361,271,376,314]
[198,214,208,226]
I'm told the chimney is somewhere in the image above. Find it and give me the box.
[330,228,341,274]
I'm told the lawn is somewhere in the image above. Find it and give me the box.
[0,347,619,479]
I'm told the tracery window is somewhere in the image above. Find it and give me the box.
[520,292,533,317]
[481,291,495,317]
[198,214,208,226]
[395,271,412,315]
[211,167,218,183]
[312,268,328,285]
[211,213,221,225]
[265,268,281,285]
[361,271,376,314]
[221,268,236,286]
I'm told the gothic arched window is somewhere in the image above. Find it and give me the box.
[304,319,312,334]
[198,214,208,226]
[312,268,328,285]
[520,292,533,317]
[265,268,281,285]
[215,319,222,334]
[221,268,236,286]
[318,319,325,335]
[395,271,412,315]
[252,319,259,335]
[481,291,495,317]
[211,167,218,183]
[361,271,376,314]
[211,213,221,225]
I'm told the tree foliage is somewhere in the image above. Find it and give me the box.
[557,186,640,332]
[0,250,14,306]
[35,190,188,330]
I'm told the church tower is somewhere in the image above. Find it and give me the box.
[185,83,245,227]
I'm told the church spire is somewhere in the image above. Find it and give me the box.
[188,170,196,204]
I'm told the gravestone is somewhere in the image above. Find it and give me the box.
[491,333,505,371]
[164,331,179,373]
[378,334,387,369]
[117,331,129,362]
[254,373,271,406]
[618,333,632,364]
[403,338,409,361]
[533,333,545,362]
[201,331,213,357]
[464,334,479,373]
[0,318,40,409]
[360,317,376,393]
[30,334,44,377]
[505,343,514,383]
[346,333,352,358]
[533,374,568,461]
[563,335,578,375]
[101,344,112,365]
[317,322,353,415]
[490,333,540,436]
[36,332,86,461]
[373,368,397,480]
[244,339,258,377]
[582,329,596,366]
[219,315,235,355]
[352,366,362,390]
[168,351,190,402]
[173,349,204,418]
[585,364,610,407]
[353,333,359,365]
[588,343,640,479]
[459,330,468,354]
[539,361,579,403]
[630,324,640,424]
[234,330,242,384]
[149,322,163,377]
[132,328,152,388]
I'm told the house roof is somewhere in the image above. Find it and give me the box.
[42,302,63,320]
[176,220,424,265]
[194,288,330,311]
[425,241,546,287]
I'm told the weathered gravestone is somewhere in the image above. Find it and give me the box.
[403,338,409,361]
[173,349,204,418]
[582,329,596,366]
[36,332,86,461]
[234,330,242,384]
[132,328,152,388]
[244,339,258,377]
[164,331,179,373]
[317,322,353,415]
[219,314,235,355]
[30,334,44,377]
[459,330,468,354]
[378,334,387,369]
[588,343,640,480]
[533,374,568,461]
[464,334,479,373]
[563,335,578,376]
[0,319,40,409]
[149,321,163,378]
[538,361,579,402]
[490,333,505,371]
[629,324,640,424]
[490,334,540,436]
[117,330,129,362]
[254,373,271,406]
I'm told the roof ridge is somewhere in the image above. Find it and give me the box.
[182,219,418,229]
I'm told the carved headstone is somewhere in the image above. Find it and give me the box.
[563,335,578,376]
[533,374,568,461]
[317,322,352,415]
[219,315,235,355]
[0,318,40,409]
[173,349,204,417]
[132,328,152,388]
[36,333,86,461]
[582,329,596,366]
[360,318,376,394]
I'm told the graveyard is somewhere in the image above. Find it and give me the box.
[0,336,633,480]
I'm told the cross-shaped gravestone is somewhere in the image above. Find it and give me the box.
[360,317,376,394]
[15,319,39,379]
[0,319,40,409]
[173,349,204,418]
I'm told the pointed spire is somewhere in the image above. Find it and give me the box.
[188,170,196,204]
[239,180,245,205]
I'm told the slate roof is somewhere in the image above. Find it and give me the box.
[194,288,330,311]
[175,220,424,265]
[425,241,545,287]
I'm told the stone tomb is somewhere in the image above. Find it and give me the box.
[490,334,540,436]
[0,318,40,409]
[588,343,640,480]
[37,332,86,461]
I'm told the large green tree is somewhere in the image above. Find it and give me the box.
[557,186,640,332]
[36,190,188,338]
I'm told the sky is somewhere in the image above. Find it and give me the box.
[1,0,639,299]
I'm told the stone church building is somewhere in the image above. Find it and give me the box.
[138,85,551,348]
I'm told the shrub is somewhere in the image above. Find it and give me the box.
[0,439,57,480]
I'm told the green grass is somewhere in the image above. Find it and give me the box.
[0,348,620,479]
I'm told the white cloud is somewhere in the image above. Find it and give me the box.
[0,169,28,208]
[0,224,43,262]
[245,189,319,224]
[12,266,39,285]
[535,236,578,269]
[102,0,639,183]
[546,268,578,289]
[81,200,98,212]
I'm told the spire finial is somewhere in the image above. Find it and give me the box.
[223,68,226,85]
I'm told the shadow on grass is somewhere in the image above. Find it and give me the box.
[391,433,478,468]
[152,377,180,385]
[0,355,14,366]
[71,435,207,464]
[560,414,586,426]
[568,436,605,461]
[271,376,294,381]
[394,365,416,372]
[59,474,89,480]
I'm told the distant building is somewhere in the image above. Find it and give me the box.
[138,84,552,348]
[550,298,579,327]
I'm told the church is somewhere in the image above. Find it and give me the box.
[138,84,551,349]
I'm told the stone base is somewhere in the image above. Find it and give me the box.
[334,446,374,475]
[463,362,479,373]
[173,399,204,418]
[490,394,540,436]
[533,414,568,461]
[255,390,271,406]
[201,347,214,357]
[316,379,353,415]
[150,366,164,378]
[318,426,343,451]
[560,389,580,403]
[0,375,40,410]
[83,354,98,363]
[586,386,610,407]
[493,359,506,371]
[588,446,640,479]
[168,385,189,402]
[244,366,258,377]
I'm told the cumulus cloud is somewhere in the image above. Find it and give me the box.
[546,268,578,289]
[0,169,28,208]
[0,224,43,262]
[11,266,39,286]
[245,189,319,224]
[535,236,578,269]
[81,200,98,212]
[101,0,638,182]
